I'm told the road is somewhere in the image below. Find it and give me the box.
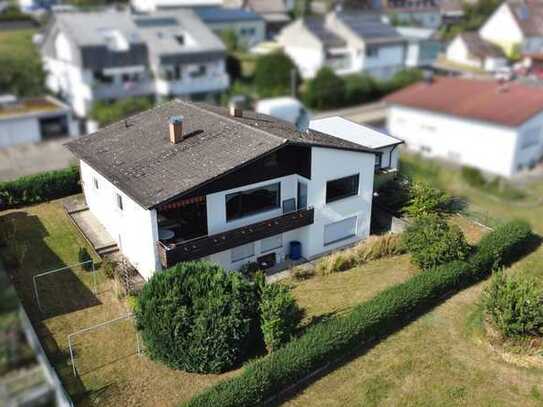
[0,138,77,181]
[313,101,387,127]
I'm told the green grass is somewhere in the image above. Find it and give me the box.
[0,29,39,62]
[283,153,543,406]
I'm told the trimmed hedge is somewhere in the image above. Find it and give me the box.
[185,221,532,406]
[0,166,81,209]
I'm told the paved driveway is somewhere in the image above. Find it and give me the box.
[0,138,77,181]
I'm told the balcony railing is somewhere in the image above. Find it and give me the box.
[157,207,314,268]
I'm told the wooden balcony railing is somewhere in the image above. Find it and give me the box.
[157,207,314,268]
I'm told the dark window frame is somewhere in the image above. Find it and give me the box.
[226,182,281,222]
[325,174,360,204]
[116,193,124,211]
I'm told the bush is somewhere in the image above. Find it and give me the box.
[303,67,345,110]
[402,215,470,270]
[260,283,301,352]
[483,272,543,338]
[0,166,81,209]
[135,261,257,373]
[315,250,356,275]
[101,259,117,279]
[90,97,154,126]
[343,74,376,105]
[78,248,92,271]
[239,262,261,279]
[461,166,486,187]
[185,221,532,407]
[354,234,405,262]
[292,266,314,281]
[405,181,450,218]
[254,52,298,97]
[220,29,238,52]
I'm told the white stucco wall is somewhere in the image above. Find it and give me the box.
[362,43,405,79]
[387,105,523,177]
[513,110,543,172]
[479,3,524,51]
[446,36,482,68]
[80,160,161,279]
[0,117,40,148]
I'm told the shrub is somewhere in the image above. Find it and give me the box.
[254,52,298,97]
[402,215,470,270]
[315,249,356,275]
[292,266,314,281]
[461,166,486,187]
[303,67,345,110]
[343,74,376,105]
[354,234,405,262]
[101,258,117,279]
[90,97,154,126]
[239,262,261,279]
[483,272,543,338]
[0,166,81,209]
[259,283,301,352]
[135,261,257,373]
[220,29,238,52]
[78,248,92,271]
[185,221,532,407]
[405,181,450,218]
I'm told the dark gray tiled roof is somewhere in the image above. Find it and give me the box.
[337,12,403,44]
[304,17,347,48]
[66,100,376,209]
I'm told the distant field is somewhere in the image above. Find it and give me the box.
[0,29,38,60]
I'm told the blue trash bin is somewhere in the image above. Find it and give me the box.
[289,241,302,260]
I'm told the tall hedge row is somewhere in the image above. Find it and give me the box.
[185,220,532,407]
[0,166,80,209]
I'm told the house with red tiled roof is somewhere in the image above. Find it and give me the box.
[385,76,543,177]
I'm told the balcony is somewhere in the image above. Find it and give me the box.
[157,207,314,268]
[91,80,155,100]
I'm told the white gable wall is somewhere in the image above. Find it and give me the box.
[513,110,543,172]
[387,105,520,177]
[479,3,524,51]
[446,35,482,68]
[80,160,161,279]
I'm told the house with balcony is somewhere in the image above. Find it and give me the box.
[224,0,293,38]
[65,100,396,279]
[277,12,405,80]
[39,9,228,118]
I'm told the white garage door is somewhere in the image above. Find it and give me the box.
[324,216,357,246]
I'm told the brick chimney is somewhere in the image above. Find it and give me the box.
[169,115,184,144]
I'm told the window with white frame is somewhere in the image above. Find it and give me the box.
[261,235,282,253]
[231,242,255,263]
[323,216,357,246]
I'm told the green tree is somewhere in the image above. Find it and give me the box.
[402,214,470,270]
[343,74,376,105]
[0,55,45,97]
[254,52,298,97]
[405,181,451,218]
[89,97,153,126]
[220,29,238,53]
[303,67,345,110]
[135,261,258,373]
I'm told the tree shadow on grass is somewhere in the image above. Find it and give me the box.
[0,211,101,319]
[266,234,542,406]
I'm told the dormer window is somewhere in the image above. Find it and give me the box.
[101,29,129,52]
[175,35,185,45]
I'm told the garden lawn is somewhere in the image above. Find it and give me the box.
[0,198,237,407]
[282,154,543,406]
[0,29,38,61]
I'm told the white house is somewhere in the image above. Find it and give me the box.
[39,9,229,117]
[479,0,543,59]
[65,100,395,279]
[277,12,405,79]
[0,95,77,149]
[224,0,293,38]
[445,32,507,72]
[194,7,266,48]
[385,76,543,177]
[130,0,222,13]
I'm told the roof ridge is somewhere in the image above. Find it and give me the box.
[176,99,289,145]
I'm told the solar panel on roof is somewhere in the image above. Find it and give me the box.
[134,18,178,28]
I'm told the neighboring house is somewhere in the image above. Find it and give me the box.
[0,95,77,149]
[439,0,464,23]
[479,0,543,59]
[446,32,507,72]
[385,76,543,177]
[341,0,442,28]
[65,100,395,278]
[277,12,405,79]
[224,0,293,38]
[309,116,403,188]
[17,0,57,12]
[130,0,222,12]
[195,7,265,48]
[397,26,441,67]
[39,9,229,117]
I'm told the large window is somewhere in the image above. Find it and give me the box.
[324,216,357,246]
[326,174,359,203]
[226,183,280,221]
